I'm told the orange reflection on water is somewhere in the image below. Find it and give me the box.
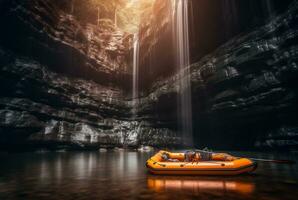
[147,177,255,194]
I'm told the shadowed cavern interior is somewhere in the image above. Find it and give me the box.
[0,0,297,151]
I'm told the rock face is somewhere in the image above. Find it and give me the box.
[0,48,180,150]
[0,0,132,88]
[138,0,294,90]
[0,0,297,151]
[0,0,180,150]
[137,0,298,150]
[138,0,175,90]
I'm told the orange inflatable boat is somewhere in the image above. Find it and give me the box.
[146,150,257,176]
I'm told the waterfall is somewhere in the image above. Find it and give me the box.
[173,0,193,147]
[132,33,139,117]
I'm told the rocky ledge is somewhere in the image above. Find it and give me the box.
[0,49,180,150]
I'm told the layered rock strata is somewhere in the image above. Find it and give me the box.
[137,1,298,150]
[0,0,179,150]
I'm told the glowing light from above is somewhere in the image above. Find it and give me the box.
[126,0,139,7]
[117,0,156,33]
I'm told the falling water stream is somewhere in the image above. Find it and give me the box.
[132,33,139,117]
[173,0,193,147]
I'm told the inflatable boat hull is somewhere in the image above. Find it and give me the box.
[146,151,257,176]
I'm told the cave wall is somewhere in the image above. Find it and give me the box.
[138,0,294,90]
[0,0,180,150]
[138,0,175,91]
[189,0,294,62]
[137,0,298,150]
[0,0,132,89]
[0,51,179,150]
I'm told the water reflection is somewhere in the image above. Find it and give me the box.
[147,176,255,194]
[0,151,297,200]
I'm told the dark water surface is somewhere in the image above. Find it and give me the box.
[0,151,297,200]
